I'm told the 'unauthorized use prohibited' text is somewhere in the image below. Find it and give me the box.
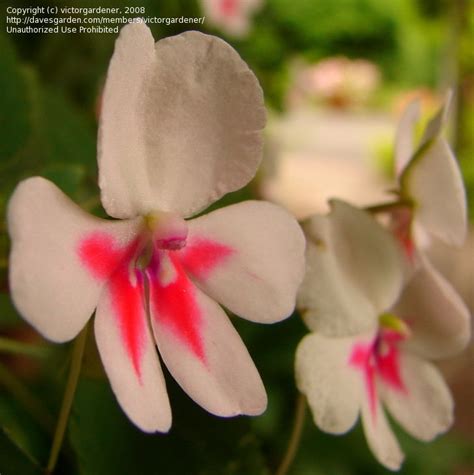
[5,6,205,34]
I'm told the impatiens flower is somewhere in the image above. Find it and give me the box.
[8,24,305,433]
[386,95,470,358]
[393,92,467,253]
[200,0,262,37]
[296,201,470,470]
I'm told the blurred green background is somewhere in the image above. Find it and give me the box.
[0,0,472,474]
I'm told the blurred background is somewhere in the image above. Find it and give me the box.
[0,0,472,474]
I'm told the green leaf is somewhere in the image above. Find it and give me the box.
[0,385,52,475]
[69,377,269,475]
[0,293,21,328]
[0,426,43,475]
[0,34,32,164]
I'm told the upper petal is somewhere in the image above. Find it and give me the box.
[7,177,140,342]
[298,215,378,336]
[99,24,266,219]
[418,90,452,148]
[394,98,421,176]
[295,332,364,434]
[394,256,471,360]
[179,201,305,324]
[95,264,171,433]
[298,201,402,336]
[381,352,454,442]
[147,251,266,417]
[401,138,467,247]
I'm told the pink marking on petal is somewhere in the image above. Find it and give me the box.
[77,232,136,280]
[389,208,416,263]
[349,341,377,418]
[109,266,147,380]
[179,237,234,280]
[377,330,406,392]
[148,251,206,363]
[78,232,146,380]
[349,330,406,422]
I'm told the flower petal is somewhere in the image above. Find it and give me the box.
[395,98,420,176]
[295,333,364,434]
[361,398,404,471]
[7,177,140,342]
[148,252,266,417]
[95,264,171,433]
[394,256,470,359]
[419,90,452,147]
[381,352,453,442]
[401,138,467,246]
[180,201,305,324]
[298,201,402,336]
[99,24,266,219]
[298,216,377,336]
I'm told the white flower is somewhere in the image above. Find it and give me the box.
[296,201,470,470]
[7,24,305,433]
[394,93,467,252]
[387,95,471,359]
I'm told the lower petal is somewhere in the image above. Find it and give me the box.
[95,265,171,433]
[381,353,453,442]
[148,252,266,417]
[295,333,364,434]
[361,398,404,471]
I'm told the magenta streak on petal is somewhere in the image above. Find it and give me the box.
[377,329,406,393]
[78,232,133,280]
[78,233,146,381]
[390,208,415,263]
[147,250,206,363]
[349,330,406,421]
[179,237,234,281]
[349,342,377,419]
[109,266,147,381]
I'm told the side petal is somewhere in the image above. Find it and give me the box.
[99,24,266,219]
[394,257,471,360]
[295,333,364,434]
[95,265,171,433]
[148,252,266,417]
[361,398,404,471]
[395,98,420,176]
[179,201,305,324]
[8,177,140,342]
[401,138,467,246]
[381,353,453,442]
[298,215,378,336]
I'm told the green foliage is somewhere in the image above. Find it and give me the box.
[0,1,472,474]
[70,377,269,475]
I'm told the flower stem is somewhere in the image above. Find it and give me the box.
[275,392,306,475]
[46,324,88,474]
[364,199,412,214]
[0,336,50,359]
